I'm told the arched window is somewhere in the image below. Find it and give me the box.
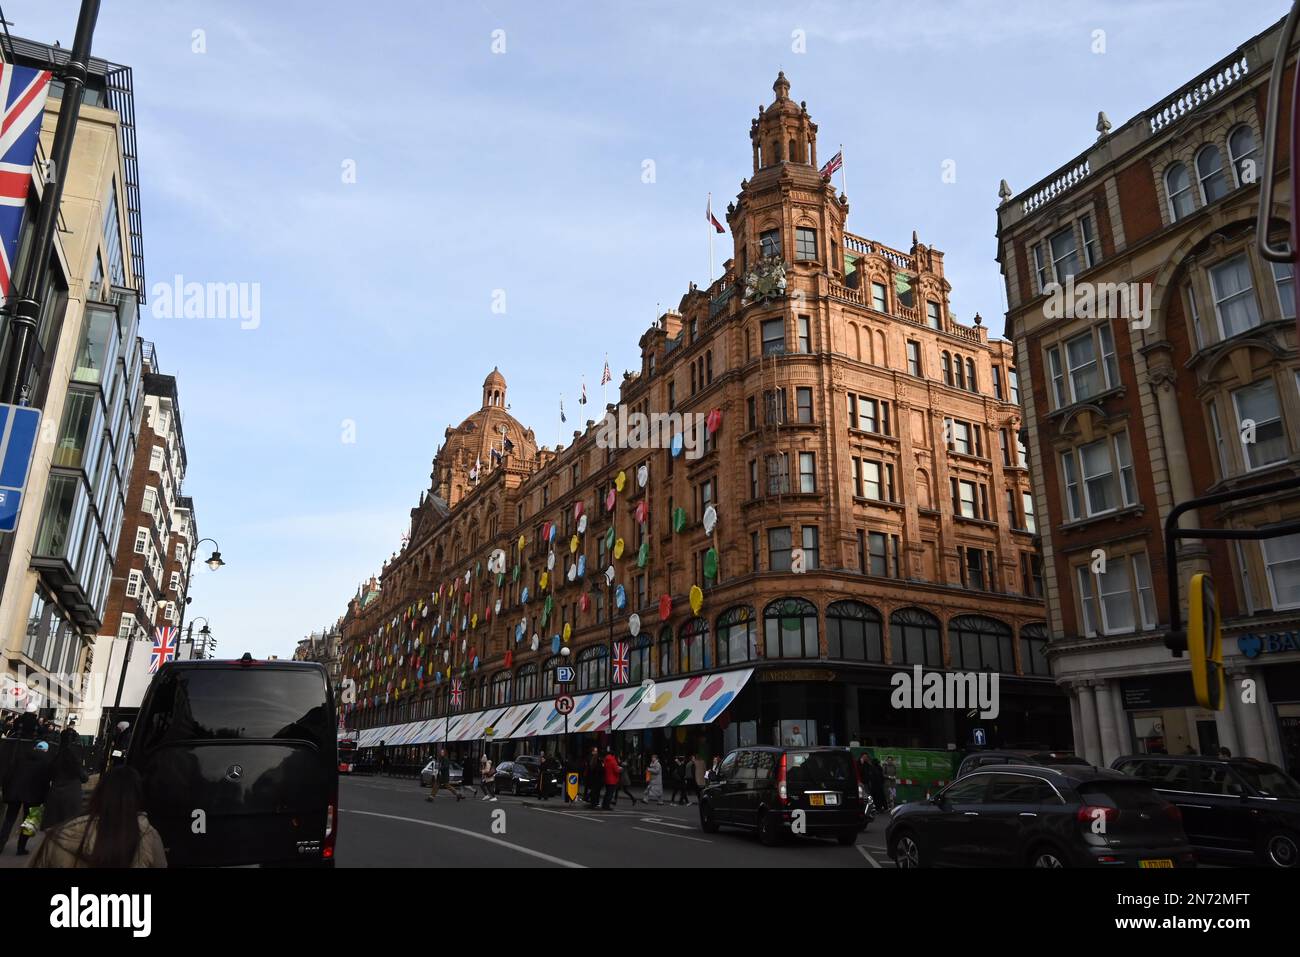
[789,138,797,163]
[1019,622,1051,677]
[715,605,758,666]
[679,617,711,673]
[657,625,673,676]
[764,597,819,659]
[826,600,883,662]
[941,352,952,386]
[540,655,561,698]
[949,615,1014,672]
[954,354,966,389]
[1228,124,1258,187]
[1196,145,1228,204]
[516,663,537,701]
[966,358,977,392]
[576,645,607,691]
[628,635,652,685]
[1165,162,1194,221]
[490,670,512,705]
[890,607,941,667]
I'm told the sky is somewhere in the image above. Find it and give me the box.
[7,0,1292,658]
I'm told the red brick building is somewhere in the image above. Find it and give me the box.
[342,74,1066,767]
[997,16,1300,771]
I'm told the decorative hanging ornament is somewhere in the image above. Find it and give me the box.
[471,613,478,629]
[628,613,641,637]
[547,550,556,571]
[521,586,530,603]
[577,554,587,577]
[637,541,649,568]
[562,622,572,641]
[530,633,540,651]
[658,594,672,621]
[704,547,719,581]
[551,635,562,654]
[703,504,718,535]
[673,507,687,533]
[605,526,615,550]
[689,585,704,615]
[516,620,525,642]
[707,408,722,435]
[574,500,584,521]
[615,470,627,492]
[570,534,579,554]
[579,593,591,613]
[615,584,627,609]
[464,569,471,585]
[635,501,649,526]
[560,645,571,657]
[577,514,588,535]
[605,488,617,512]
[604,565,616,586]
[495,598,502,615]
[518,534,526,551]
[539,570,549,590]
[504,650,513,669]
[513,563,520,582]
[637,463,649,487]
[670,432,683,457]
[613,538,625,560]
[567,562,577,582]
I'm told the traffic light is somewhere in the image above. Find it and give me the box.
[1187,573,1224,711]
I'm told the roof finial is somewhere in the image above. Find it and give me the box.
[773,71,790,101]
[1096,110,1112,139]
[998,179,1013,202]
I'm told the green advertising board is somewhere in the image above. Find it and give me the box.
[852,747,956,804]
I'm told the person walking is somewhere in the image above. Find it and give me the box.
[688,752,707,805]
[868,757,887,814]
[480,752,497,801]
[538,753,554,801]
[43,729,87,833]
[645,754,664,805]
[882,755,898,810]
[584,747,603,807]
[600,748,621,810]
[615,755,638,806]
[29,766,166,868]
[0,738,54,855]
[669,755,688,805]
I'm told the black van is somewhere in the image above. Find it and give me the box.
[699,746,867,845]
[127,656,338,867]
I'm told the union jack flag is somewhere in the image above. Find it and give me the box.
[150,626,179,674]
[600,357,611,386]
[450,677,463,707]
[0,64,52,300]
[612,641,629,684]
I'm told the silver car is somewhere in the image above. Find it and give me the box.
[420,758,463,788]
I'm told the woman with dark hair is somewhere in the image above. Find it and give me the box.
[28,766,166,868]
[42,728,88,832]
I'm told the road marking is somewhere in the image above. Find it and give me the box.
[631,826,712,844]
[340,808,587,867]
[526,806,606,823]
[638,816,696,830]
[856,845,883,868]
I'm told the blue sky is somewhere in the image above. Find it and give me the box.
[9,0,1292,657]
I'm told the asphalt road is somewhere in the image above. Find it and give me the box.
[335,775,895,868]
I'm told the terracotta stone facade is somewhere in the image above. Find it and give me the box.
[342,74,1065,757]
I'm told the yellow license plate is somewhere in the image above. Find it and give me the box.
[809,794,825,807]
[1139,859,1173,868]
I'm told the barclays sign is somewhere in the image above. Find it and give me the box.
[1237,632,1300,658]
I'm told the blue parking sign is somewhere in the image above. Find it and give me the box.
[0,403,41,533]
[971,728,987,747]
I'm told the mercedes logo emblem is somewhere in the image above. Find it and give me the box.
[225,765,243,782]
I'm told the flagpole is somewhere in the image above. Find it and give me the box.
[839,143,847,198]
[708,192,715,286]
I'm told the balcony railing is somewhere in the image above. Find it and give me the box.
[843,232,915,271]
[1148,52,1249,135]
[1018,156,1091,216]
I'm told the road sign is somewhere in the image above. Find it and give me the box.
[555,666,575,684]
[555,694,575,715]
[0,404,41,533]
[971,728,986,747]
[565,771,579,801]
[1188,572,1224,710]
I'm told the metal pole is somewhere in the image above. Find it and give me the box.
[0,0,100,404]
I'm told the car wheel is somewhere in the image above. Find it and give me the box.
[699,801,720,834]
[835,829,857,846]
[758,811,784,847]
[1030,845,1067,868]
[1263,830,1300,868]
[893,832,922,868]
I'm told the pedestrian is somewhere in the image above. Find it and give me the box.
[645,754,664,804]
[481,752,497,801]
[709,755,722,782]
[426,751,440,802]
[378,740,389,776]
[615,755,638,806]
[882,755,898,809]
[600,748,621,810]
[462,751,476,797]
[688,752,707,804]
[538,753,554,801]
[585,747,603,807]
[43,728,87,832]
[29,766,166,868]
[868,757,886,813]
[0,738,54,855]
[103,720,130,772]
[670,756,688,805]
[788,724,806,747]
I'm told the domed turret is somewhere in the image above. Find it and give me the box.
[482,367,507,409]
[750,71,818,173]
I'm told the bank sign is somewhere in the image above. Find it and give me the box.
[1237,632,1300,659]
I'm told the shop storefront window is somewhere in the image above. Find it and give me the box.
[715,605,757,666]
[1019,623,1050,676]
[890,607,941,667]
[541,655,561,697]
[948,615,1014,672]
[516,664,536,701]
[576,645,607,690]
[763,597,818,659]
[628,635,651,684]
[657,626,673,675]
[679,617,710,673]
[490,671,511,705]
[826,600,882,662]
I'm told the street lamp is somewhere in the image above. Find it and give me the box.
[177,538,224,635]
[186,617,213,660]
[588,573,619,756]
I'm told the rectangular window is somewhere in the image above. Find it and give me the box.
[795,386,812,423]
[1210,254,1262,338]
[871,281,887,312]
[1061,450,1081,520]
[795,228,817,261]
[126,570,142,598]
[906,340,921,377]
[768,527,792,572]
[766,453,790,495]
[71,305,116,385]
[1080,214,1099,268]
[1049,224,1080,281]
[851,457,861,497]
[751,531,761,572]
[1065,331,1102,401]
[949,419,972,455]
[868,532,888,576]
[864,461,883,500]
[1262,533,1300,610]
[1009,367,1019,405]
[749,459,759,499]
[992,366,1003,400]
[763,388,787,425]
[760,229,781,259]
[965,548,985,590]
[801,526,819,569]
[1048,347,1066,407]
[1006,489,1018,529]
[1016,431,1029,467]
[1000,429,1011,466]
[925,300,941,329]
[134,527,148,554]
[761,318,785,355]
[1232,378,1287,470]
[1022,491,1037,534]
[957,479,977,519]
[1272,262,1296,320]
[1080,436,1118,515]
[797,315,811,353]
[149,446,164,473]
[798,452,816,493]
[747,395,756,431]
[1033,243,1049,291]
[1207,400,1229,477]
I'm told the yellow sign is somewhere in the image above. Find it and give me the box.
[1188,572,1224,710]
[566,772,580,801]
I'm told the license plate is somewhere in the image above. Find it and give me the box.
[1139,859,1173,868]
[825,793,839,806]
[809,794,825,807]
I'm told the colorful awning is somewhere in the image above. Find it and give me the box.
[611,668,754,731]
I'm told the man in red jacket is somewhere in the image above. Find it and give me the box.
[600,748,621,810]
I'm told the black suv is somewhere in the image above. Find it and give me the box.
[1112,754,1300,868]
[128,656,338,867]
[957,750,1092,779]
[698,746,867,846]
[886,764,1194,868]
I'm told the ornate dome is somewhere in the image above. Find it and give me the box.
[430,368,536,509]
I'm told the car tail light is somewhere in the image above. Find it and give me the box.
[1077,805,1119,826]
[1163,803,1182,824]
[854,759,865,800]
[777,753,788,804]
[323,796,337,860]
